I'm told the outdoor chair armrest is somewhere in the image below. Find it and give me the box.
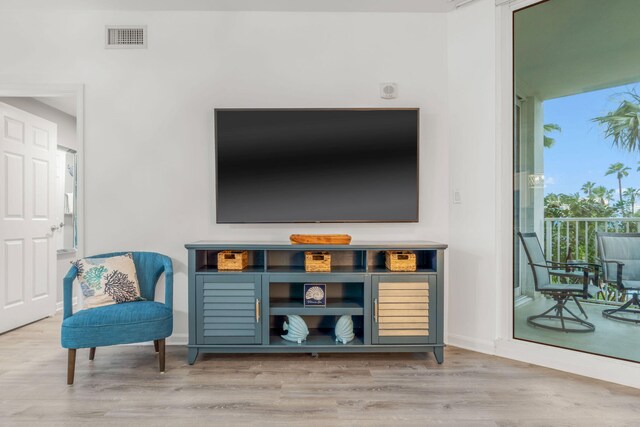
[530,261,597,271]
[599,258,625,289]
[529,261,576,268]
[567,262,600,287]
[598,258,625,266]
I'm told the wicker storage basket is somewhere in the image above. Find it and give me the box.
[217,250,249,271]
[304,251,331,272]
[385,250,417,272]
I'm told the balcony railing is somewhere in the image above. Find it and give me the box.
[543,217,640,302]
[544,217,640,264]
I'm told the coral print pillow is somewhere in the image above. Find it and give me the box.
[73,253,143,309]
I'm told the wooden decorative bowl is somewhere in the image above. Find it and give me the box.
[289,234,352,245]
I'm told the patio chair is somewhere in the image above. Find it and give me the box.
[597,232,640,324]
[518,232,600,333]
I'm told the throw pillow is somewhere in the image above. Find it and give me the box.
[73,253,143,309]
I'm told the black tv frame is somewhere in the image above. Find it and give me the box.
[214,108,420,224]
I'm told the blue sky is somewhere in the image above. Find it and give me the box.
[543,84,640,197]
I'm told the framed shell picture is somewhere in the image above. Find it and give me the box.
[304,284,326,307]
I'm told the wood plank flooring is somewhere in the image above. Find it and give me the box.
[0,314,639,426]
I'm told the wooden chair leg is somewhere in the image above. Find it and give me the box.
[153,340,159,352]
[67,349,77,385]
[158,339,165,373]
[89,347,96,360]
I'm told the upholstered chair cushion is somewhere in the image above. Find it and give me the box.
[61,301,172,349]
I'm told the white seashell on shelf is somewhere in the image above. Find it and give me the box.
[305,286,325,301]
[281,315,309,343]
[334,314,355,344]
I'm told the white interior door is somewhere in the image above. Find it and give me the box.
[0,102,57,333]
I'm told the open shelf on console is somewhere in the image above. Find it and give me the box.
[270,315,364,346]
[270,298,364,316]
[194,249,265,272]
[366,249,437,272]
[269,282,364,315]
[267,250,366,273]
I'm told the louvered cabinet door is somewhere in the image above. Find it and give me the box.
[372,275,436,344]
[196,275,262,345]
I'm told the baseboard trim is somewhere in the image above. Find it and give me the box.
[447,333,496,355]
[167,333,188,346]
[117,334,187,347]
[56,297,77,312]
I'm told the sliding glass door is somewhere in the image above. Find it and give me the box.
[513,0,640,362]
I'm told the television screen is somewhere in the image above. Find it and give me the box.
[215,109,419,223]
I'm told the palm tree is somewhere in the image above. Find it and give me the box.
[592,186,608,205]
[543,123,562,148]
[606,188,616,204]
[605,162,631,214]
[592,91,640,153]
[613,200,627,216]
[581,181,596,198]
[624,187,640,215]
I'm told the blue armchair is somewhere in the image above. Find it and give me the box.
[61,252,173,384]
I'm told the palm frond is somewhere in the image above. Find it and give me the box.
[543,123,561,148]
[593,94,640,153]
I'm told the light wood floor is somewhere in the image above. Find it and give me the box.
[1,315,639,426]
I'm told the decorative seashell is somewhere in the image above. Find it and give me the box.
[305,286,325,301]
[281,315,309,343]
[335,315,355,344]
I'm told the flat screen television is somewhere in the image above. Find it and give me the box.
[215,108,419,223]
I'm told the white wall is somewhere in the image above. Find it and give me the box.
[0,10,450,342]
[0,97,78,308]
[446,0,497,353]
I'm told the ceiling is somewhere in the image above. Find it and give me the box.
[0,0,470,12]
[514,0,640,101]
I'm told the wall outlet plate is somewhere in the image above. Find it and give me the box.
[453,189,462,204]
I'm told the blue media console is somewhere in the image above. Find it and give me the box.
[185,241,447,364]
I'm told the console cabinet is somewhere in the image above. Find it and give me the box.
[186,242,446,365]
[195,275,262,345]
[372,274,436,345]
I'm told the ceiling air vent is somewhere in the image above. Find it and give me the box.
[105,26,147,49]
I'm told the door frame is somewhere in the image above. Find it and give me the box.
[495,0,640,389]
[0,84,85,309]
